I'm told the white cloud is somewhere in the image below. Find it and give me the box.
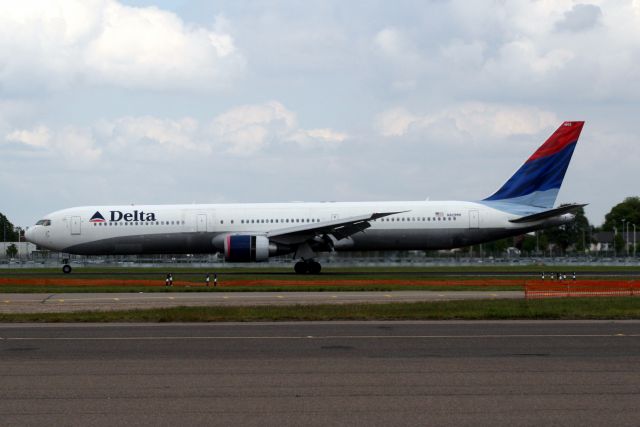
[287,128,348,146]
[5,124,101,165]
[209,101,348,154]
[6,126,51,148]
[371,1,640,99]
[375,108,419,137]
[372,27,429,90]
[486,40,575,77]
[0,0,245,91]
[2,102,347,164]
[100,116,202,155]
[375,103,559,141]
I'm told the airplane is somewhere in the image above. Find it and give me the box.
[26,121,585,274]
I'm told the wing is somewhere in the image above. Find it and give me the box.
[267,211,406,246]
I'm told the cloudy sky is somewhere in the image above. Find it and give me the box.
[1,0,639,227]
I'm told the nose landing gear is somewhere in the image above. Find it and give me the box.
[294,260,322,274]
[62,264,72,274]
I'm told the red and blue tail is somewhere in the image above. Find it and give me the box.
[483,121,584,209]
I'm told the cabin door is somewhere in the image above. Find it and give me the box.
[71,216,81,235]
[469,210,479,229]
[196,214,207,232]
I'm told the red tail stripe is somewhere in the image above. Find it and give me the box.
[526,121,584,162]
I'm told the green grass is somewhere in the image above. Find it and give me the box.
[1,297,639,322]
[0,284,523,293]
[3,264,640,276]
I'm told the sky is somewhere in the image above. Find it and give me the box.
[1,0,639,227]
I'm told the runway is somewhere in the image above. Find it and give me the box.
[1,321,639,426]
[0,290,523,313]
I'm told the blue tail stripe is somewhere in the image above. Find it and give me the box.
[484,141,576,204]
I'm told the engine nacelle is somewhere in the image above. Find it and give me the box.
[224,235,271,262]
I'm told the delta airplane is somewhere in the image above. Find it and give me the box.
[26,121,585,274]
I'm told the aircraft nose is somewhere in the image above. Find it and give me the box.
[25,226,38,244]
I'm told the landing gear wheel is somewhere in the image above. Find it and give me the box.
[294,261,309,274]
[309,261,322,274]
[62,265,72,274]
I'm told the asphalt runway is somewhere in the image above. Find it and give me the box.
[0,291,523,313]
[1,321,639,426]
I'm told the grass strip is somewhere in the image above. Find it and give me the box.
[1,297,639,322]
[0,285,522,293]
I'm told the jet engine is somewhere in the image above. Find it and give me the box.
[223,235,272,262]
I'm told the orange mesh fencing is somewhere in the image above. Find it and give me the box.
[525,280,640,299]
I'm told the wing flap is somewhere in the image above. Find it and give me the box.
[268,211,406,245]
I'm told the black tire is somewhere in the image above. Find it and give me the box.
[62,265,72,274]
[309,261,322,274]
[294,261,309,274]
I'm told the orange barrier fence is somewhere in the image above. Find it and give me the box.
[525,280,640,299]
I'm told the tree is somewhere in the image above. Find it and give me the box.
[5,243,18,258]
[483,238,510,256]
[614,233,625,255]
[0,213,18,241]
[521,235,537,255]
[540,205,591,254]
[602,197,640,232]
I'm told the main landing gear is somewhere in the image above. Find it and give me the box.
[294,260,322,274]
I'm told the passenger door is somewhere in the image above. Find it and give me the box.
[71,216,81,235]
[468,210,479,229]
[196,214,207,232]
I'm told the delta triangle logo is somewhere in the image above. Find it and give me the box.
[89,211,106,223]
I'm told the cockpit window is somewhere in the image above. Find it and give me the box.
[36,219,51,226]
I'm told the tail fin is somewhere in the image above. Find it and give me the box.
[483,121,584,208]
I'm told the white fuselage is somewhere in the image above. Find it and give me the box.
[25,200,569,257]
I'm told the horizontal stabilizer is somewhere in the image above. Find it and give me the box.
[509,204,587,224]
